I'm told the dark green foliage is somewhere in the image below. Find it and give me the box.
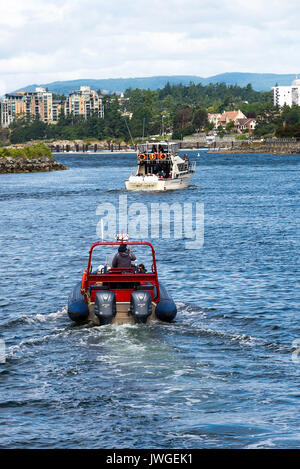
[0,127,9,146]
[154,81,271,108]
[254,105,300,137]
[254,122,278,137]
[10,118,49,143]
[125,82,272,139]
[276,124,300,138]
[0,143,52,159]
[192,108,208,130]
[281,105,300,125]
[225,121,235,132]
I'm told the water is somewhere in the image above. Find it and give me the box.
[0,151,299,448]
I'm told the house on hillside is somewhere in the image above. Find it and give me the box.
[207,113,222,128]
[218,110,246,128]
[235,117,257,133]
[208,110,256,133]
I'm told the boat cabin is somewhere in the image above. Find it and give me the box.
[136,141,180,178]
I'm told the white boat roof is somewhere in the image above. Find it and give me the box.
[137,141,179,153]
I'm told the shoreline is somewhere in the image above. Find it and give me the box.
[53,150,137,155]
[0,156,68,174]
[215,148,300,155]
[52,148,300,156]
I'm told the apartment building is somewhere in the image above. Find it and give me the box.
[0,93,27,127]
[64,86,104,119]
[52,100,63,122]
[0,86,104,127]
[0,87,53,127]
[273,78,300,107]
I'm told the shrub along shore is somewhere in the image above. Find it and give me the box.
[0,143,68,174]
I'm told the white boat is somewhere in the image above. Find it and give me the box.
[125,141,196,191]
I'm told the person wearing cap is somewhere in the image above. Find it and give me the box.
[138,263,147,273]
[112,244,136,268]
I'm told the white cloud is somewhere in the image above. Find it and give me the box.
[0,0,299,93]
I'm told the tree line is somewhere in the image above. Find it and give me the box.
[3,81,300,145]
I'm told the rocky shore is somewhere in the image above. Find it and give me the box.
[220,143,300,154]
[0,143,68,174]
[183,135,300,154]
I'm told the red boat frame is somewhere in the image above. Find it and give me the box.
[81,241,160,303]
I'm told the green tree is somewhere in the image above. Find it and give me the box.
[192,107,208,131]
[225,121,235,132]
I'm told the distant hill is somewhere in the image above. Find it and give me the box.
[200,72,299,91]
[15,72,299,95]
[16,76,203,95]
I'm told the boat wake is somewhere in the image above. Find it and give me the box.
[0,306,67,329]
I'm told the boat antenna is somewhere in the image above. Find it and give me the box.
[124,118,135,147]
[101,218,104,242]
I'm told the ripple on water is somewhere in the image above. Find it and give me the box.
[0,152,299,448]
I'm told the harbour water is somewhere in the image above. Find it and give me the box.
[0,151,299,448]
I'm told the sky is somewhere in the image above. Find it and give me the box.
[0,0,299,94]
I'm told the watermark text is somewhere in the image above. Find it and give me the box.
[96,195,204,249]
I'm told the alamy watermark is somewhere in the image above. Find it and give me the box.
[0,340,5,364]
[292,339,300,364]
[96,195,204,249]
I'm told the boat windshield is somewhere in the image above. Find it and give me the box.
[89,242,156,275]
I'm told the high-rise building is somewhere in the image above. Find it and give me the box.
[52,100,63,122]
[0,87,53,127]
[0,93,27,127]
[273,78,300,107]
[64,86,104,118]
[35,87,53,122]
[0,86,104,127]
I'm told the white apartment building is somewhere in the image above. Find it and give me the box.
[273,78,300,107]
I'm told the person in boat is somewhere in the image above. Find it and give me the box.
[112,244,136,268]
[138,263,147,273]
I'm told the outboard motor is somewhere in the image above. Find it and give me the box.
[94,291,116,325]
[130,290,152,324]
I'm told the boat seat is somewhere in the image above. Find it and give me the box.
[109,267,136,274]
